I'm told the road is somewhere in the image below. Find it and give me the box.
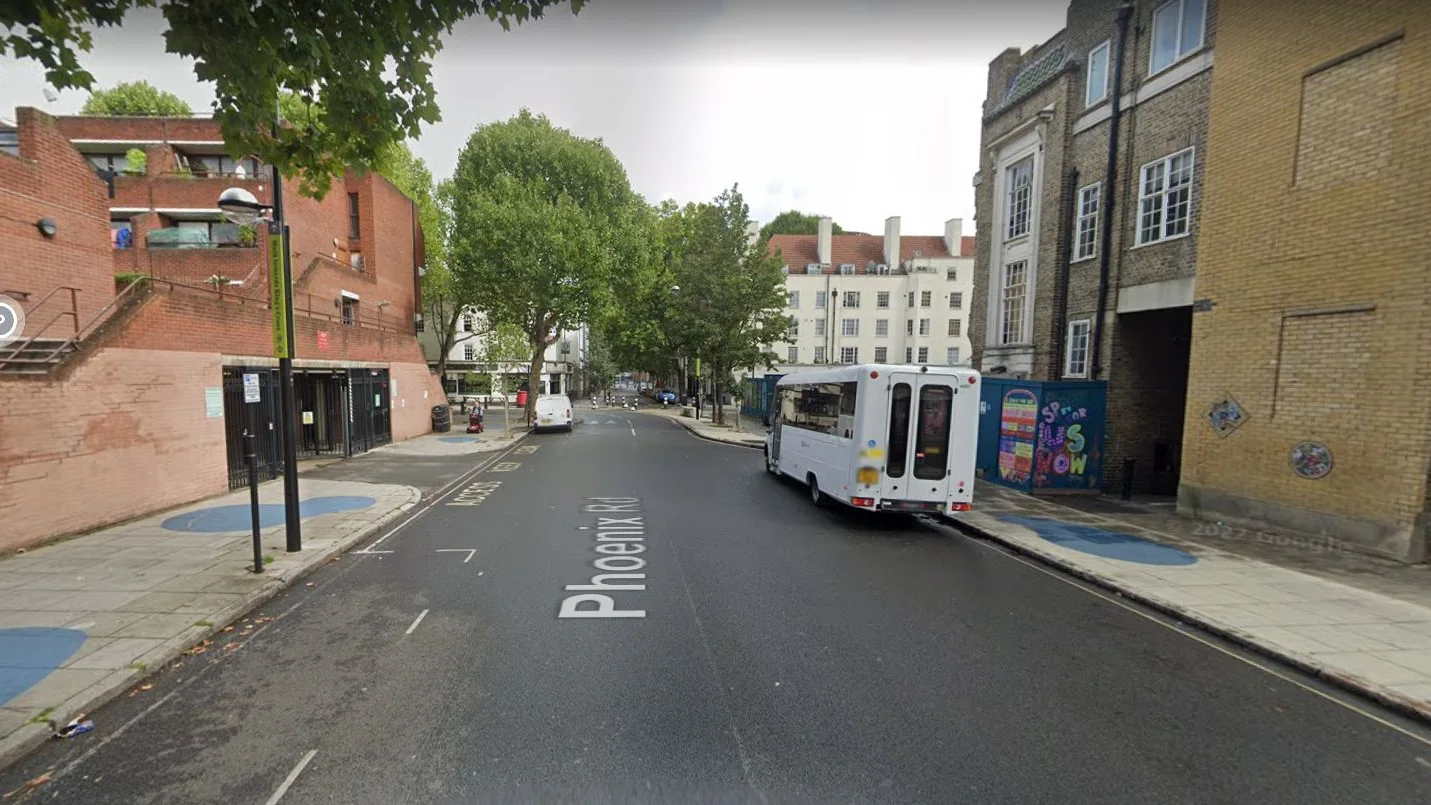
[3,411,1429,804]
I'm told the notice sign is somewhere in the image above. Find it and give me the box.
[302,411,314,425]
[317,331,329,351]
[243,373,262,403]
[268,233,290,358]
[204,387,223,418]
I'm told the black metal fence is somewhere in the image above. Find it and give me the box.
[222,367,282,489]
[293,370,348,458]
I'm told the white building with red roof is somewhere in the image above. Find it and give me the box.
[762,215,974,374]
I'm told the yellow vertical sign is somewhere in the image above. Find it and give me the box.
[268,233,290,358]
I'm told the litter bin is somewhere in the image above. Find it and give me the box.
[431,404,451,433]
[515,390,528,409]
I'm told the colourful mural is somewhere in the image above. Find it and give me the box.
[1289,441,1333,479]
[997,390,1037,485]
[1034,399,1100,489]
[1207,395,1248,437]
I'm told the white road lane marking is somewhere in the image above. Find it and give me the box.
[436,548,476,563]
[404,609,430,635]
[263,749,318,805]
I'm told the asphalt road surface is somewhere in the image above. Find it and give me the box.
[3,411,1430,804]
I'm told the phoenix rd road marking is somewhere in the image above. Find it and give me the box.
[446,479,503,508]
[559,498,648,619]
[488,462,522,473]
[515,445,539,455]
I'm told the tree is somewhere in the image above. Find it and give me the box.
[594,200,677,380]
[582,329,618,397]
[481,323,531,400]
[448,109,647,423]
[3,0,584,198]
[758,209,845,244]
[81,80,192,116]
[670,185,789,426]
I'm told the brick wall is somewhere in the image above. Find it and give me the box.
[389,360,449,441]
[0,347,226,552]
[0,108,115,332]
[1180,0,1431,560]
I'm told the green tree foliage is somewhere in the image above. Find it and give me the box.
[668,185,789,425]
[594,200,677,379]
[80,80,192,116]
[758,209,845,244]
[448,109,648,421]
[3,0,584,198]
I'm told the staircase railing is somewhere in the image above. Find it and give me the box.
[0,278,148,373]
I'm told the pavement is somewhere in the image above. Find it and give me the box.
[2,412,1428,804]
[0,477,422,771]
[639,401,766,448]
[947,481,1431,724]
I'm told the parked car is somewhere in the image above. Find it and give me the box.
[533,394,574,433]
[655,389,677,404]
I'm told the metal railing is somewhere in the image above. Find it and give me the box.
[0,278,149,372]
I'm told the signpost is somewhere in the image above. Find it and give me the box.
[243,372,264,574]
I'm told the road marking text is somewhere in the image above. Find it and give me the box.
[560,498,648,619]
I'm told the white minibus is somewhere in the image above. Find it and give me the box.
[763,364,980,514]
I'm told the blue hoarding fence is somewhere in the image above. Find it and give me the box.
[740,374,784,421]
[976,377,1108,494]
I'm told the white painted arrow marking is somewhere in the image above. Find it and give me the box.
[436,548,476,564]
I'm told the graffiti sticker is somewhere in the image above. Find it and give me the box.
[1289,441,1333,480]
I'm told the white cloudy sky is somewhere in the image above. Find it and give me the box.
[0,0,1067,237]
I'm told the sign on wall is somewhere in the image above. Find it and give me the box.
[268,234,289,358]
[204,387,223,418]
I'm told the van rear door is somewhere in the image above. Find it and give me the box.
[881,372,959,511]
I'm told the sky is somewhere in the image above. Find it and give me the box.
[0,0,1068,238]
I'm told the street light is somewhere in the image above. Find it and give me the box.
[218,171,302,553]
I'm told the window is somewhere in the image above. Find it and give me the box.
[781,264,790,275]
[947,319,961,337]
[999,260,1028,345]
[188,155,264,178]
[806,264,822,275]
[906,319,914,336]
[918,318,931,336]
[787,318,799,340]
[415,316,425,332]
[840,346,859,364]
[843,291,861,308]
[87,153,130,173]
[876,291,890,309]
[946,268,958,281]
[814,319,827,336]
[778,383,843,436]
[949,292,963,309]
[787,291,800,309]
[1151,0,1207,74]
[887,383,912,478]
[341,297,359,326]
[912,386,954,480]
[947,347,960,365]
[173,220,242,245]
[1005,158,1033,240]
[463,343,476,361]
[787,346,799,363]
[842,318,859,337]
[1138,148,1195,245]
[874,347,888,363]
[917,346,929,364]
[875,319,889,337]
[839,263,856,276]
[905,347,913,363]
[347,193,361,238]
[1087,41,1110,106]
[815,291,827,309]
[461,313,474,332]
[1065,319,1092,378]
[1075,183,1101,260]
[920,290,932,307]
[814,346,826,363]
[907,291,915,308]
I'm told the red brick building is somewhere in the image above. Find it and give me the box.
[0,108,444,553]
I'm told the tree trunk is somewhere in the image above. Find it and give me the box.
[712,370,724,426]
[526,343,545,426]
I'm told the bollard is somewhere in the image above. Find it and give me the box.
[245,426,264,574]
[1121,458,1135,501]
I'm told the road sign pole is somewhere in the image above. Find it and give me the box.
[242,373,264,574]
[269,164,302,553]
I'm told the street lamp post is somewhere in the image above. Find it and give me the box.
[218,181,302,553]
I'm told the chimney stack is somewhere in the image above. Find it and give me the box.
[817,216,832,264]
[883,216,901,267]
[944,218,963,256]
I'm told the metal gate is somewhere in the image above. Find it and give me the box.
[348,368,391,455]
[293,370,348,458]
[222,367,282,489]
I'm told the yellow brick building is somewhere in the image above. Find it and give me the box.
[1179,1,1431,561]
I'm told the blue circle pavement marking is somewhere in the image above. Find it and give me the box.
[996,515,1198,566]
[160,495,377,533]
[0,627,88,707]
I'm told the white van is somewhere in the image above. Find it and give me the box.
[764,364,980,514]
[533,394,574,433]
